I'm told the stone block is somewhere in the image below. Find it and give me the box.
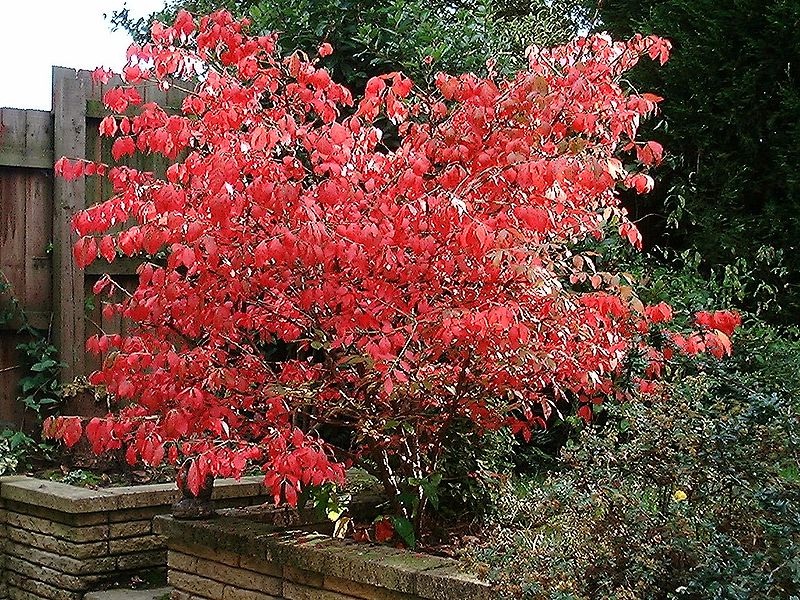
[216,563,282,595]
[108,533,165,555]
[289,541,440,595]
[116,549,167,570]
[0,476,280,600]
[168,550,198,573]
[170,542,241,569]
[6,527,107,559]
[4,556,88,592]
[221,588,281,600]
[0,478,118,513]
[211,477,267,500]
[104,476,265,511]
[5,572,83,600]
[7,586,48,600]
[158,505,500,600]
[4,512,108,541]
[324,575,418,600]
[237,555,282,578]
[108,507,165,523]
[171,590,210,600]
[270,533,333,574]
[0,477,28,486]
[2,500,107,526]
[170,552,282,596]
[282,582,355,600]
[169,571,225,600]
[5,541,117,575]
[108,520,153,538]
[283,566,323,588]
[107,484,178,511]
[415,566,491,600]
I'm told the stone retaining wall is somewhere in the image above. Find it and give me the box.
[155,513,492,600]
[0,476,271,600]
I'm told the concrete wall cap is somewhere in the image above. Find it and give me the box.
[0,475,266,514]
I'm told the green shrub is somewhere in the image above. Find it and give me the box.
[0,428,55,476]
[0,436,19,475]
[466,372,800,599]
[113,0,588,93]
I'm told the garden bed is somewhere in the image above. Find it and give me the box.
[154,508,491,600]
[0,475,272,600]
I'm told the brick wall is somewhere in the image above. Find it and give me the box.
[0,476,272,600]
[156,514,491,600]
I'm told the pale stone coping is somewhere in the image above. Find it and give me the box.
[0,476,267,514]
[155,513,492,600]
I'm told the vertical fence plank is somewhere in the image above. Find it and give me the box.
[2,68,187,425]
[0,170,28,314]
[52,67,86,383]
[23,172,53,324]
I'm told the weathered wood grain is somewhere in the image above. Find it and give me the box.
[51,66,87,383]
[0,109,53,169]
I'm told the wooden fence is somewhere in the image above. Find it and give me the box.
[0,67,184,427]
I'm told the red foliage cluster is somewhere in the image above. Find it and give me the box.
[46,11,734,510]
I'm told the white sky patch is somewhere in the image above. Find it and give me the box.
[0,0,164,110]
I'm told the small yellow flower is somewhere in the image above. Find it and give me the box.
[672,489,688,502]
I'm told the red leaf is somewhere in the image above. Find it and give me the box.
[91,67,114,84]
[391,74,413,98]
[374,518,394,543]
[99,116,117,137]
[619,222,643,249]
[61,417,83,448]
[98,235,116,262]
[174,9,195,37]
[636,141,663,166]
[142,228,167,255]
[123,65,143,84]
[283,481,298,506]
[112,137,136,161]
[55,158,85,181]
[73,237,98,268]
[187,461,202,496]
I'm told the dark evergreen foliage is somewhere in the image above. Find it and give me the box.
[593,0,800,322]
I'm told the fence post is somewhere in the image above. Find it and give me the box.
[51,67,86,382]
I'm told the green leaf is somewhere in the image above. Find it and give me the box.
[420,473,442,511]
[31,359,57,372]
[396,491,418,513]
[9,431,32,449]
[389,515,416,549]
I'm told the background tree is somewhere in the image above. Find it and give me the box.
[591,0,800,322]
[112,0,591,92]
